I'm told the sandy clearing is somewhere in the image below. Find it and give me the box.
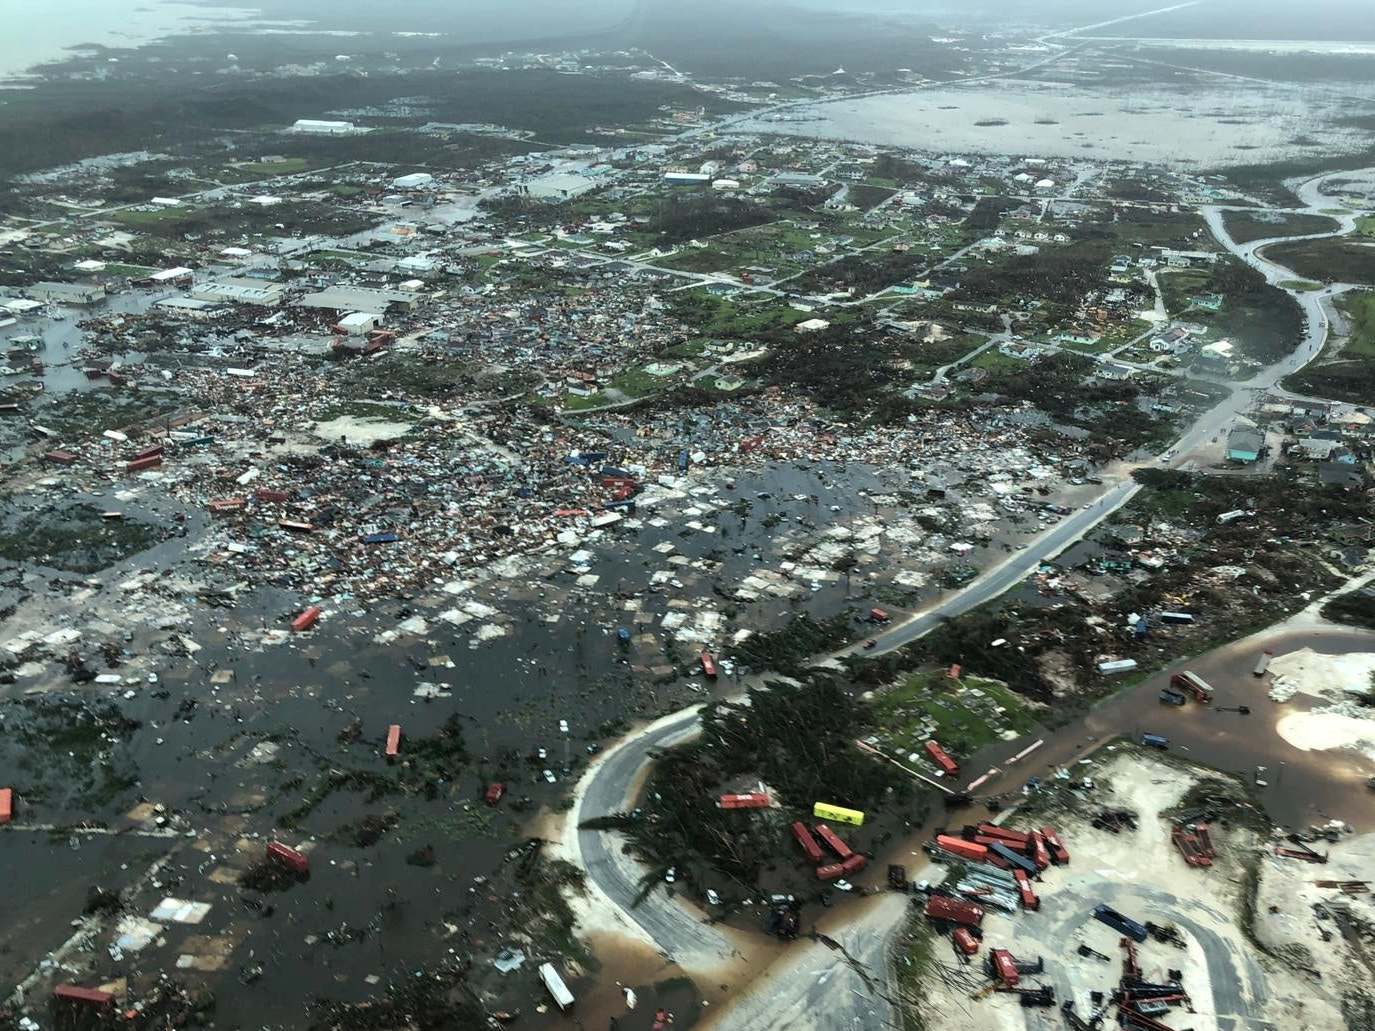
[311,415,413,443]
[1268,647,1375,703]
[1276,711,1375,763]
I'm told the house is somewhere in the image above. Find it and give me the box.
[1226,426,1264,464]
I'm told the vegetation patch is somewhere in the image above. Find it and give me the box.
[1222,210,1340,246]
[0,502,161,574]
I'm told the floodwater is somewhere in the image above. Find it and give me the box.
[966,626,1375,832]
[738,81,1375,167]
[0,2,260,81]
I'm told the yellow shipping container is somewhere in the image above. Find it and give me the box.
[812,801,865,827]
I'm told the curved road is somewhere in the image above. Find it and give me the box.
[567,165,1375,1024]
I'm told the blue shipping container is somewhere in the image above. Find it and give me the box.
[1093,904,1148,942]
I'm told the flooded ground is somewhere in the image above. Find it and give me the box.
[739,80,1375,166]
[963,625,1375,832]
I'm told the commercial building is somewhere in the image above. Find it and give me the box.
[296,285,420,313]
[291,119,356,135]
[664,171,711,186]
[190,278,287,306]
[23,282,106,305]
[336,312,382,335]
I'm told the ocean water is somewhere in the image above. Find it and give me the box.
[0,0,259,80]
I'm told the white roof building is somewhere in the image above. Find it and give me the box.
[393,172,435,190]
[292,119,356,135]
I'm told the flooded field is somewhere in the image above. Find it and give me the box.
[740,80,1375,166]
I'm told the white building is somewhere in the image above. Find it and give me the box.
[292,119,356,135]
[336,311,381,335]
[393,172,435,190]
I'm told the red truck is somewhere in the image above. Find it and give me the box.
[924,894,984,928]
[924,740,959,777]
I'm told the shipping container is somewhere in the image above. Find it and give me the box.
[1040,826,1070,865]
[0,787,11,825]
[126,455,162,472]
[813,823,854,860]
[209,498,247,514]
[924,740,959,776]
[385,724,401,758]
[718,792,771,810]
[934,834,988,862]
[1253,653,1270,677]
[1159,612,1194,625]
[53,985,115,1009]
[699,651,717,678]
[485,782,506,806]
[791,821,824,864]
[279,519,314,533]
[363,532,400,545]
[973,823,1030,847]
[989,948,1020,987]
[539,963,575,1011]
[924,894,984,928]
[291,606,322,632]
[869,607,890,623]
[131,445,164,462]
[1093,904,1148,942]
[1140,733,1169,750]
[1158,688,1187,705]
[816,862,846,881]
[44,450,78,465]
[267,841,309,875]
[988,841,1038,876]
[840,854,867,875]
[1029,831,1051,871]
[255,488,291,503]
[1170,671,1214,703]
[952,927,980,955]
[1013,869,1039,910]
[813,801,865,827]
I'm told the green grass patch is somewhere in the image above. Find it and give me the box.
[869,669,1040,760]
[1280,279,1323,291]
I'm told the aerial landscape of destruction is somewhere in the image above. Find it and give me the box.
[4,0,1375,1028]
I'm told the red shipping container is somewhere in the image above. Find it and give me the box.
[934,834,988,862]
[840,854,867,875]
[131,445,164,462]
[953,927,980,955]
[266,841,309,875]
[924,894,984,928]
[816,862,846,881]
[1014,869,1040,910]
[126,455,162,472]
[44,450,78,465]
[385,724,402,758]
[813,823,853,860]
[255,488,291,503]
[209,497,246,514]
[0,787,11,825]
[485,782,506,806]
[1029,831,1051,871]
[924,740,959,776]
[974,822,1031,847]
[989,948,1020,987]
[291,606,322,632]
[718,792,770,810]
[791,821,824,864]
[1040,826,1070,865]
[53,985,115,1009]
[279,519,314,533]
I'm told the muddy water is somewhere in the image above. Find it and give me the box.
[963,626,1375,831]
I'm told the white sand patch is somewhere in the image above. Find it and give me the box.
[1267,648,1375,703]
[1275,711,1375,762]
[312,415,413,443]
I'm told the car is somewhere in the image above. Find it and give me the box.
[863,639,878,650]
